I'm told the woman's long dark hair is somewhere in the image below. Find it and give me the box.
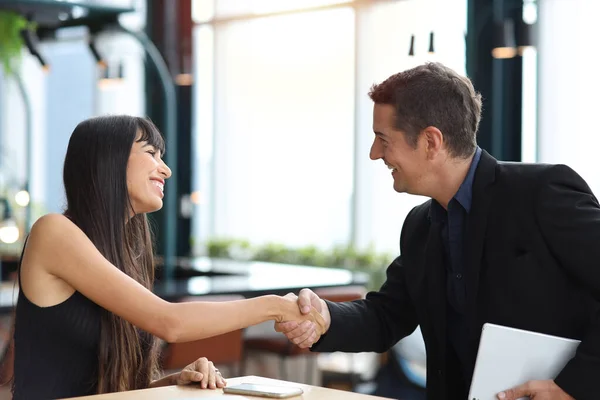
[62,115,165,393]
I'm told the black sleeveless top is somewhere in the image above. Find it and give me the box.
[13,268,102,399]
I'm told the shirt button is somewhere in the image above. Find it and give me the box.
[456,273,462,279]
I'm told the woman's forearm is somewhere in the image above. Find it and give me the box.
[166,295,283,343]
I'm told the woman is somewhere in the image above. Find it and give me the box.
[11,115,324,399]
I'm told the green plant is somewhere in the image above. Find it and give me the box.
[253,242,291,264]
[0,11,34,75]
[205,237,394,290]
[206,238,252,259]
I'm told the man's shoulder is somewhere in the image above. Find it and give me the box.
[496,160,556,178]
[495,161,585,189]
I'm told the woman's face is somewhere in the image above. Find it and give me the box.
[126,133,171,215]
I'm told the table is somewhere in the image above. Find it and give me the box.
[154,258,369,300]
[68,376,394,400]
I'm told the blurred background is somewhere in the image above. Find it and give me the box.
[0,0,595,399]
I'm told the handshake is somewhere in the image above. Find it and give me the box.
[276,289,331,349]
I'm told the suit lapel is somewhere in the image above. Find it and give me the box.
[464,150,497,341]
[425,219,447,353]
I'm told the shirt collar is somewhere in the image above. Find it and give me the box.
[430,147,482,221]
[454,146,482,213]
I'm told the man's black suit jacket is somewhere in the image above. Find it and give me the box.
[312,150,600,400]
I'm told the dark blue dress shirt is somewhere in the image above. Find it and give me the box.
[430,147,482,386]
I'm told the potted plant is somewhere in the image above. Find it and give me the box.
[0,11,34,75]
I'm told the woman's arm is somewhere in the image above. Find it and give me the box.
[25,214,323,343]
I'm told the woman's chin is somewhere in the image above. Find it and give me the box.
[149,200,163,213]
[133,200,163,215]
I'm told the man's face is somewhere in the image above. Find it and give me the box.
[370,104,427,194]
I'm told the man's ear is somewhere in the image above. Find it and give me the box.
[420,126,444,160]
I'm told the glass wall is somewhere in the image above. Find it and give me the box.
[537,0,600,195]
[192,0,468,255]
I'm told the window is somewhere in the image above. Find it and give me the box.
[192,0,469,255]
[194,7,355,249]
[216,0,352,17]
[537,0,600,195]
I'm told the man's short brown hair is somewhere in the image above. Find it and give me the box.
[369,62,482,158]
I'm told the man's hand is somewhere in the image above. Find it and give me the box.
[274,289,331,348]
[498,380,574,400]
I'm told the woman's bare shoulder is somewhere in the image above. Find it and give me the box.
[29,213,83,239]
[26,213,88,254]
[32,213,73,230]
[21,214,83,304]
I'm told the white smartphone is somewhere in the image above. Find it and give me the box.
[223,383,304,398]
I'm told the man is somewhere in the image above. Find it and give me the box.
[276,62,600,400]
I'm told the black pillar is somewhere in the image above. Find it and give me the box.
[145,0,194,276]
[467,0,523,162]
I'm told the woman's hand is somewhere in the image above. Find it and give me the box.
[275,289,331,348]
[175,357,226,389]
[277,293,327,336]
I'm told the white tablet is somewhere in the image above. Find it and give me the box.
[223,383,303,398]
[468,323,580,400]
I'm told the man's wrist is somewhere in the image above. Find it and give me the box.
[320,299,332,333]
